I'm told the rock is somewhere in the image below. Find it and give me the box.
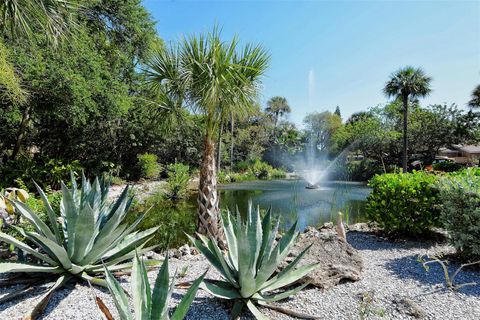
[393,295,426,318]
[144,251,164,260]
[347,223,372,232]
[178,244,191,256]
[280,226,363,289]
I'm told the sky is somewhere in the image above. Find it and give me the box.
[143,0,480,126]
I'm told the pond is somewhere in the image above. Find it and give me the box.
[130,179,371,249]
[220,179,371,230]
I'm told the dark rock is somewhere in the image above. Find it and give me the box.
[280,226,363,289]
[393,295,426,318]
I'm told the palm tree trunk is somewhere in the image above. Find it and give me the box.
[216,120,224,171]
[197,136,223,243]
[230,113,235,169]
[402,94,409,173]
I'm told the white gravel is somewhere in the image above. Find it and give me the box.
[1,232,479,319]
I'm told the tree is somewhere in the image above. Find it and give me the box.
[383,66,432,172]
[468,84,480,108]
[334,105,341,118]
[303,111,342,153]
[265,96,291,127]
[146,28,269,242]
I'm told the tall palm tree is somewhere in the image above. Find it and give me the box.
[384,66,432,172]
[146,28,269,242]
[468,84,480,108]
[265,96,290,127]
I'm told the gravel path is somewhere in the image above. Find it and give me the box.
[1,232,479,319]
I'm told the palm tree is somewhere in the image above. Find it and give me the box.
[468,84,480,108]
[265,96,291,127]
[384,66,432,172]
[146,28,269,242]
[0,0,79,43]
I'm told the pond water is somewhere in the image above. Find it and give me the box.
[131,179,371,249]
[220,179,371,230]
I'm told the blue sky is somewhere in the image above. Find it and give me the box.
[143,0,480,126]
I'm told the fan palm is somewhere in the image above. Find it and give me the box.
[468,84,480,108]
[383,66,432,172]
[146,28,269,243]
[265,96,291,127]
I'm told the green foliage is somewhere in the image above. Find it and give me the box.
[432,161,463,172]
[249,159,285,180]
[189,206,318,319]
[235,161,250,172]
[126,194,196,250]
[437,169,480,256]
[137,153,161,180]
[366,171,441,235]
[0,173,157,317]
[102,253,206,320]
[164,163,190,200]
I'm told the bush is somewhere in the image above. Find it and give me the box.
[366,171,441,235]
[164,163,190,200]
[137,153,160,179]
[437,169,480,257]
[433,161,463,172]
[234,160,250,172]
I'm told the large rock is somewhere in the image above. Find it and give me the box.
[281,225,363,289]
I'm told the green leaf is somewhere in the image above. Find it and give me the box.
[104,266,133,320]
[132,253,151,320]
[71,202,95,263]
[200,279,240,300]
[171,269,207,320]
[12,200,56,241]
[25,231,72,271]
[151,256,171,320]
[34,181,62,244]
[0,261,63,273]
[246,300,269,320]
[0,232,58,266]
[260,263,319,293]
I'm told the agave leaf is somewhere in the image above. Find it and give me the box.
[0,261,63,273]
[11,200,56,241]
[171,269,207,320]
[223,213,239,270]
[231,299,245,319]
[102,228,159,262]
[71,203,95,263]
[61,182,78,256]
[81,223,128,265]
[24,231,72,270]
[199,233,238,287]
[80,272,108,288]
[260,263,319,293]
[132,253,151,320]
[24,274,71,320]
[151,257,172,320]
[200,279,240,299]
[33,181,62,244]
[187,234,237,285]
[0,232,58,266]
[254,244,280,291]
[104,266,133,320]
[246,300,269,320]
[257,207,272,268]
[254,282,309,302]
[271,244,313,284]
[89,244,158,271]
[237,224,256,298]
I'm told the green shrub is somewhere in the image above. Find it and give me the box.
[437,169,480,257]
[366,171,441,235]
[164,163,190,200]
[137,153,160,179]
[433,162,463,172]
[234,160,250,172]
[250,159,272,179]
[270,168,287,179]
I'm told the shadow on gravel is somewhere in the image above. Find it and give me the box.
[347,232,434,251]
[384,255,480,297]
[39,286,74,319]
[171,294,232,319]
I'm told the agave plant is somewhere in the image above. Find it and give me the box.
[0,173,158,319]
[99,253,206,320]
[188,206,319,319]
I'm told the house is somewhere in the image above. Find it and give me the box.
[438,144,480,164]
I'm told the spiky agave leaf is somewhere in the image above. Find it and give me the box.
[101,254,206,320]
[190,205,319,319]
[0,173,157,319]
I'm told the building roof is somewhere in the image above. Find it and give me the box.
[451,144,480,154]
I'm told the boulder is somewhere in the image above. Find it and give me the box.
[281,226,363,289]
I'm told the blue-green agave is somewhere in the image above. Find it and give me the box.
[188,206,319,319]
[101,253,206,320]
[0,174,158,319]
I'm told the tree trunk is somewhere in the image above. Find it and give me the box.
[11,105,31,160]
[197,136,223,243]
[402,94,409,173]
[230,113,235,169]
[216,120,224,171]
